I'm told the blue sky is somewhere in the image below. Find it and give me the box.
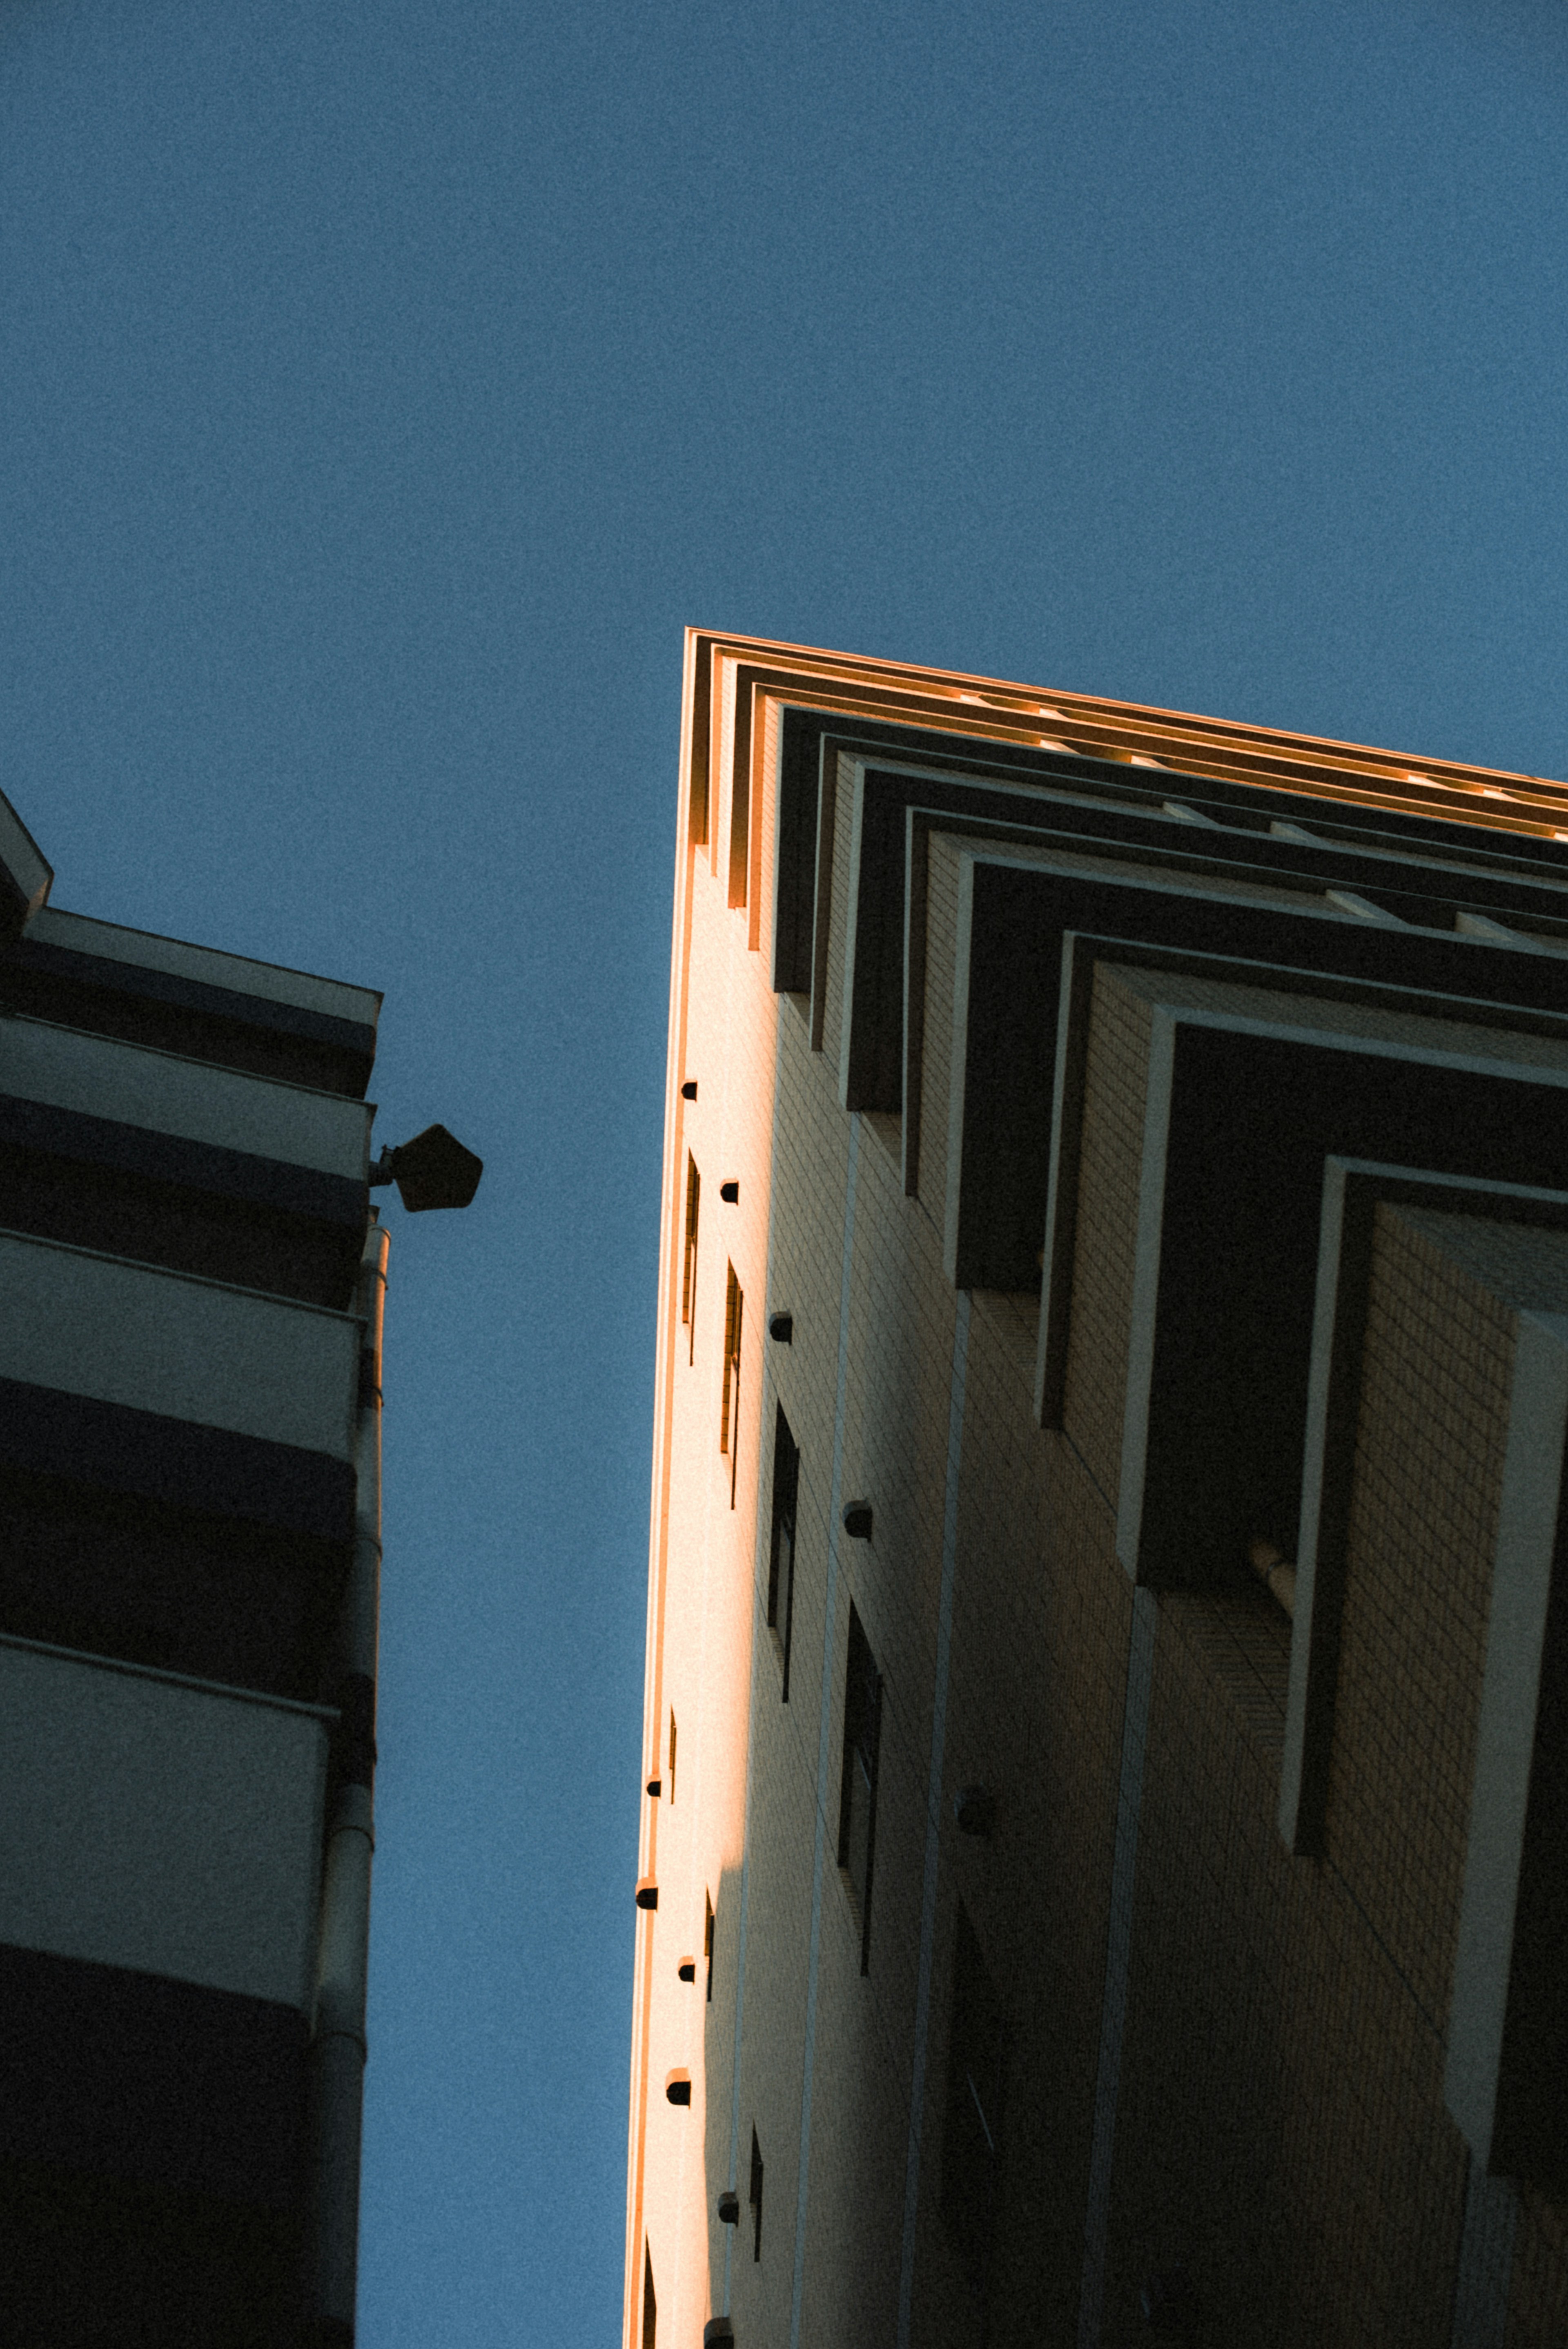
[2,2,1566,2340]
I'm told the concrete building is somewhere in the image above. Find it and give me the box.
[0,787,476,2345]
[626,631,1568,2348]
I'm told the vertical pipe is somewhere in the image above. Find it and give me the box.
[308,1216,388,2346]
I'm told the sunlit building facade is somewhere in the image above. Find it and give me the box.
[627,632,1568,2347]
[0,788,385,2347]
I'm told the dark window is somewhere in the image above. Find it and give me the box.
[682,1158,700,1366]
[643,2244,657,2349]
[749,2128,764,2263]
[767,1407,800,1698]
[721,1265,743,1507]
[668,1712,677,1805]
[837,1605,882,1972]
[704,1890,715,2004]
[940,1903,1006,2309]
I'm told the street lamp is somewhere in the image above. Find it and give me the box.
[368,1123,483,1212]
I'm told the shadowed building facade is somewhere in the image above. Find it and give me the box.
[626,633,1568,2349]
[0,787,424,2347]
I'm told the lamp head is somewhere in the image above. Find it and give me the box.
[370,1123,483,1212]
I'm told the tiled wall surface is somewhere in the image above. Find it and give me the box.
[1325,1207,1515,2032]
[1060,964,1155,1510]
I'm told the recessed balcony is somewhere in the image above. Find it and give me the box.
[0,1634,332,2207]
[0,1228,361,1694]
[0,1014,373,1304]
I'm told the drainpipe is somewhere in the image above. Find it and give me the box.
[308,1215,388,2347]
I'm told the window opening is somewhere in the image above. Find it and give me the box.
[837,1604,882,1972]
[768,1406,800,1699]
[704,1890,715,2004]
[940,1903,1006,2309]
[748,2128,764,2264]
[721,1265,743,1507]
[642,2244,657,2349]
[682,1157,700,1366]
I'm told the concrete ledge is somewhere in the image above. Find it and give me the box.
[0,1226,361,1462]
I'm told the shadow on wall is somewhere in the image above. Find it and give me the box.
[702,1858,744,2339]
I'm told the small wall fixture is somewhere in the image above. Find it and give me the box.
[717,2191,740,2226]
[646,1778,662,1799]
[768,1313,793,1344]
[682,1081,698,1100]
[678,1959,696,1983]
[1247,1536,1297,1617]
[635,1880,659,1910]
[666,2071,691,2106]
[953,1785,996,1839]
[842,1502,873,1541]
[720,1180,739,1203]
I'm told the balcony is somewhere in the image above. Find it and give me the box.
[0,904,381,1097]
[0,1633,332,2208]
[0,1228,361,1694]
[0,1013,372,1304]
